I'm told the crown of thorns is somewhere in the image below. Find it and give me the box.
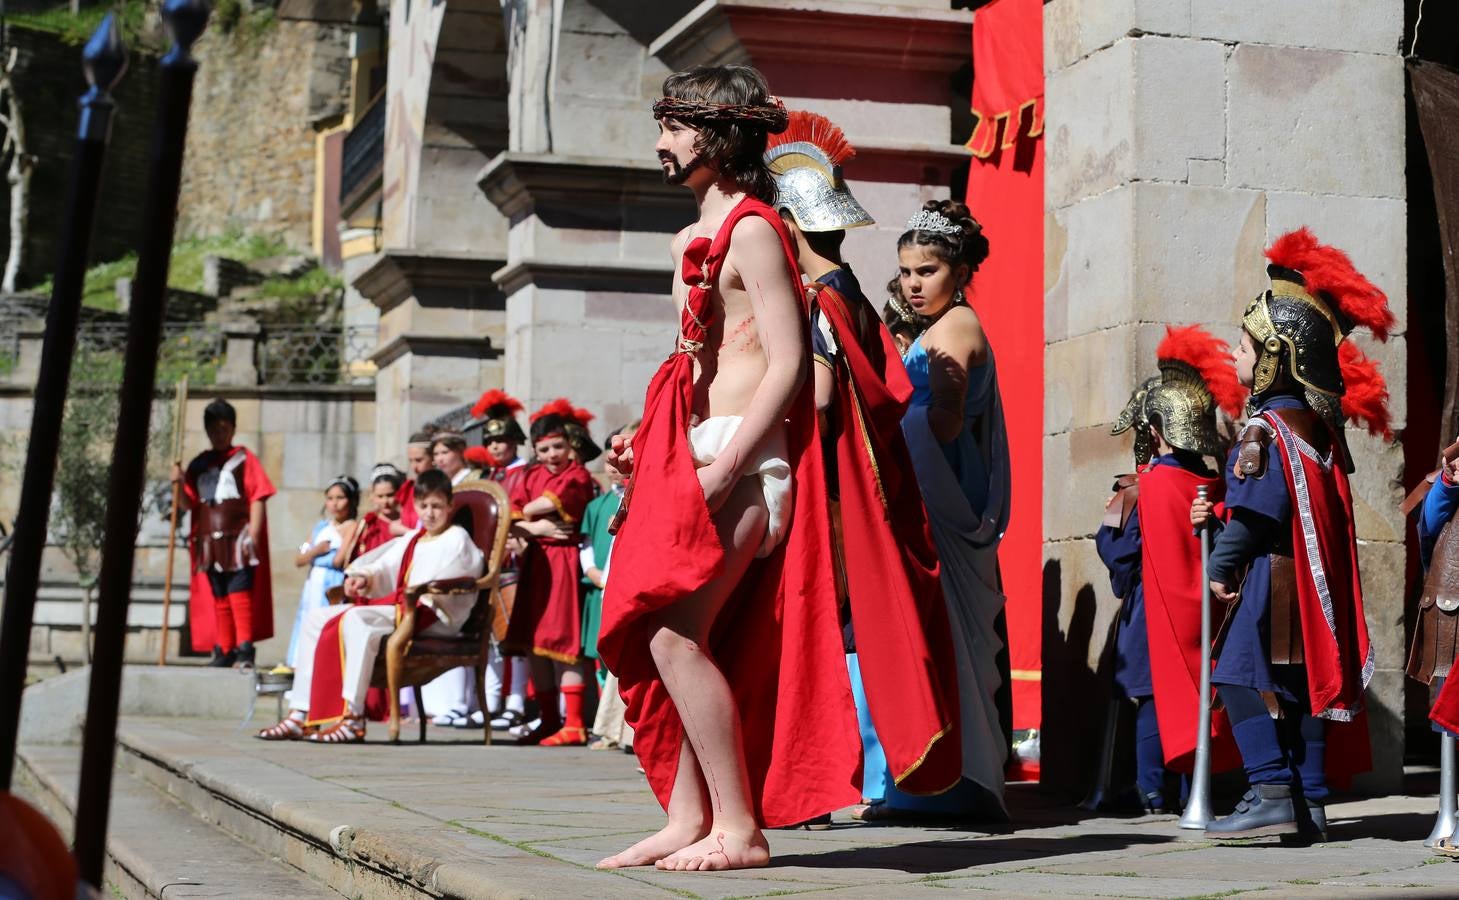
[652,96,790,133]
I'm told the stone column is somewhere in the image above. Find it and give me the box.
[1042,2,1407,791]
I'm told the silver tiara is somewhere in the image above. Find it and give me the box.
[904,208,962,236]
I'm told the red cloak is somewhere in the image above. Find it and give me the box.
[501,462,596,663]
[1432,669,1459,733]
[307,531,430,725]
[182,446,275,652]
[598,197,860,828]
[1266,412,1373,777]
[815,282,962,795]
[1136,461,1240,774]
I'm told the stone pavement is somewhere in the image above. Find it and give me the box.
[21,714,1459,899]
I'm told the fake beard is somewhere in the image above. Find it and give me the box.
[661,152,704,185]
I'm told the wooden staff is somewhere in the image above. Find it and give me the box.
[157,375,188,665]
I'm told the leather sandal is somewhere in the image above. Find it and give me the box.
[256,715,308,741]
[539,726,588,747]
[1435,835,1459,858]
[308,717,366,744]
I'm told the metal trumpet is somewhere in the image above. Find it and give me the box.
[1179,484,1214,830]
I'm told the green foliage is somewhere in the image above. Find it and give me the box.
[33,230,291,311]
[53,344,176,586]
[6,0,151,48]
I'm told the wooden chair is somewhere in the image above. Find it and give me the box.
[368,479,510,744]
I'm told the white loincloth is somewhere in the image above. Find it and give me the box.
[688,416,791,558]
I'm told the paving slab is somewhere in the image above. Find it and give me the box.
[22,716,1459,899]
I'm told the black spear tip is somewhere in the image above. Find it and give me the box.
[161,0,211,58]
[81,13,129,95]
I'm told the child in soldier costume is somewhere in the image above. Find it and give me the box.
[174,398,276,668]
[1191,228,1392,841]
[464,389,528,480]
[764,109,961,806]
[1100,326,1244,813]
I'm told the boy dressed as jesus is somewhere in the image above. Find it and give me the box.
[596,65,860,873]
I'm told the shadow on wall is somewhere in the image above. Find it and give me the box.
[1039,557,1107,796]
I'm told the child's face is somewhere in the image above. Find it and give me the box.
[433,443,464,476]
[372,481,400,518]
[486,439,517,466]
[406,445,433,475]
[1233,330,1258,389]
[415,491,452,534]
[205,419,236,451]
[535,435,571,472]
[324,485,352,519]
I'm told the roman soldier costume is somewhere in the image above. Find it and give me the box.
[1099,326,1245,810]
[1204,228,1393,841]
[464,390,529,479]
[763,110,962,799]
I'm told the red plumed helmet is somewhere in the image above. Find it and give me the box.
[1265,227,1395,341]
[471,389,523,420]
[530,397,578,423]
[765,110,856,166]
[463,446,494,467]
[1338,341,1392,439]
[572,406,595,426]
[1156,325,1248,419]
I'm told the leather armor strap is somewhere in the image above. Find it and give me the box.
[1235,420,1273,480]
[1422,517,1459,614]
[1268,553,1304,665]
[1103,474,1139,529]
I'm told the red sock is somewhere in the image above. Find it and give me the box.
[227,591,254,644]
[213,595,237,651]
[561,684,585,730]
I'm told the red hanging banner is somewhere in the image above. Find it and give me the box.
[963,0,1044,766]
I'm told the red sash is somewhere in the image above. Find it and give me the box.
[598,197,860,827]
[1136,462,1240,774]
[307,532,430,725]
[816,283,961,794]
[1265,412,1373,778]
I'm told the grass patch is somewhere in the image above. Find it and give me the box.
[255,265,342,302]
[7,0,149,46]
[32,230,292,310]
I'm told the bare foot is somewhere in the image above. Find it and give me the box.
[596,821,707,869]
[655,827,770,872]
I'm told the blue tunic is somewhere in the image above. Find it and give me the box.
[1096,498,1150,699]
[1419,473,1459,570]
[1210,394,1306,702]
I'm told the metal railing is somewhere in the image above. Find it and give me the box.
[257,325,377,386]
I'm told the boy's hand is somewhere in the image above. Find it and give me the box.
[1190,496,1215,529]
[343,575,368,598]
[170,463,184,485]
[1444,453,1459,486]
[606,434,634,477]
[1210,580,1238,603]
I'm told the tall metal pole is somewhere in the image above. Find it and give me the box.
[1179,484,1215,830]
[158,375,188,665]
[0,15,127,792]
[72,1,209,887]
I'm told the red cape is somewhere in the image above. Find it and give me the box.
[598,197,860,827]
[1136,461,1240,774]
[184,446,275,652]
[398,480,419,530]
[816,282,962,794]
[1432,668,1459,733]
[1266,412,1373,778]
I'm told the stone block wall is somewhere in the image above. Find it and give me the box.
[176,20,351,250]
[1043,1,1407,792]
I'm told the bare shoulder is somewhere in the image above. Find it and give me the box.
[725,213,782,257]
[923,305,987,362]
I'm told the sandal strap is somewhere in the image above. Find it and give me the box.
[310,718,365,743]
[257,717,305,740]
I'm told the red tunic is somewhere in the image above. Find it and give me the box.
[181,446,275,652]
[501,462,596,662]
[1136,461,1241,774]
[816,282,962,795]
[598,197,861,828]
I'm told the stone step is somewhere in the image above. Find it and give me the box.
[14,742,344,899]
[91,718,665,899]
